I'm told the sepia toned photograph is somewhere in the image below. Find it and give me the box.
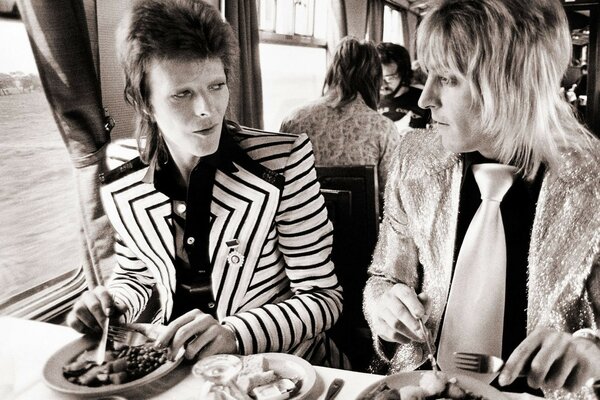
[1,1,598,399]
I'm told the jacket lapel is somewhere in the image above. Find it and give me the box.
[209,162,281,318]
[403,159,463,338]
[396,132,463,339]
[104,134,284,321]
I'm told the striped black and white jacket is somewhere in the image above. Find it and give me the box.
[100,122,348,368]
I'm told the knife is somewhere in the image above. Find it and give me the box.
[419,318,439,371]
[95,311,110,365]
[324,378,344,400]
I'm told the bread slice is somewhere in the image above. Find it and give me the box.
[236,355,279,393]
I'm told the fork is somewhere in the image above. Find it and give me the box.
[419,318,439,371]
[107,325,154,346]
[453,352,525,376]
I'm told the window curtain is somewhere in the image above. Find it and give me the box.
[405,11,419,60]
[366,0,384,44]
[327,0,348,62]
[224,0,264,129]
[17,0,115,288]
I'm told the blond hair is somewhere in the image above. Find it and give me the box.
[417,0,594,179]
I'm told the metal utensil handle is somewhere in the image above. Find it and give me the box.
[419,318,439,371]
[96,314,110,365]
[324,378,344,400]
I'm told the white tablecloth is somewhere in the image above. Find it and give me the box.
[0,316,383,399]
[1,317,544,400]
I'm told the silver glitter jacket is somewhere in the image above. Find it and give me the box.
[363,128,600,380]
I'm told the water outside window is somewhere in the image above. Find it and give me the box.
[0,17,80,304]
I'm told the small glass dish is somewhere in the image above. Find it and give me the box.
[192,354,245,399]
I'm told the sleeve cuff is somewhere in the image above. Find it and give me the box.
[221,322,240,354]
[573,328,600,347]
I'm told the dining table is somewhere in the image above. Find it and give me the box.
[0,316,545,400]
[0,316,385,399]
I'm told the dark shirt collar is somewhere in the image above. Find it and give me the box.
[143,121,237,200]
[461,152,545,198]
[462,151,496,170]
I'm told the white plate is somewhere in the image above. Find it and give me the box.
[356,371,509,400]
[245,353,317,399]
[43,335,184,398]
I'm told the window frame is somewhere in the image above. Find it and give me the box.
[1,267,86,322]
[259,30,326,48]
[256,0,327,49]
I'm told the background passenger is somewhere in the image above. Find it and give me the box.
[66,0,348,368]
[364,0,600,397]
[280,36,400,207]
[377,42,430,130]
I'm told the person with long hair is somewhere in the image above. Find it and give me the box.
[280,36,400,206]
[66,0,348,368]
[364,0,599,396]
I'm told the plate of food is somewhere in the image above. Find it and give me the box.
[43,334,185,398]
[193,352,316,399]
[356,370,509,400]
[236,353,317,399]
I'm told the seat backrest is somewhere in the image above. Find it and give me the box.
[317,165,380,370]
[316,165,379,261]
[320,189,352,230]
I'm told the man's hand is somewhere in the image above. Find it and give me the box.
[66,286,127,334]
[157,309,237,360]
[371,282,431,344]
[499,327,600,392]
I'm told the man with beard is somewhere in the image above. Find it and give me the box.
[377,42,430,130]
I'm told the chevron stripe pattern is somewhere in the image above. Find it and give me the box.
[100,126,349,368]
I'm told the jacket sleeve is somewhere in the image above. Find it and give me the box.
[107,235,155,323]
[221,134,343,355]
[102,141,155,323]
[363,154,425,368]
[377,118,402,203]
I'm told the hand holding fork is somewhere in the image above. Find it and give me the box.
[66,285,127,334]
[370,280,432,345]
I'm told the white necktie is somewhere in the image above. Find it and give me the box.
[437,163,517,383]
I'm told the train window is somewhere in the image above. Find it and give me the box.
[383,4,406,46]
[260,43,327,130]
[258,0,276,32]
[257,0,328,130]
[0,14,82,316]
[258,0,326,38]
